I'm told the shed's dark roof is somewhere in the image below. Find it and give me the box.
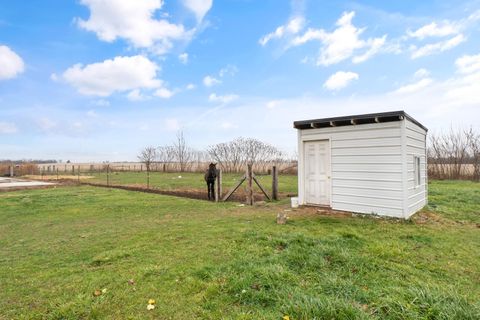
[293,110,427,131]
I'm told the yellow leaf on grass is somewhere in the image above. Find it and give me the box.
[147,304,155,311]
[148,299,156,305]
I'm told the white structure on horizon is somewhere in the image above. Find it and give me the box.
[294,111,428,219]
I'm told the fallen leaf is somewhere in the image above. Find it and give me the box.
[93,290,102,297]
[148,299,156,305]
[101,288,107,293]
[128,279,135,285]
[283,316,290,320]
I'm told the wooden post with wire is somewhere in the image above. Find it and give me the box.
[77,165,80,183]
[107,165,110,186]
[147,167,150,189]
[272,165,278,201]
[246,164,254,205]
[215,169,222,202]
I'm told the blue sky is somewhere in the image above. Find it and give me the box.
[1,0,480,161]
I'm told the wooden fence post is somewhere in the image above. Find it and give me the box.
[246,164,254,205]
[77,165,80,183]
[56,168,59,180]
[147,169,150,189]
[9,165,13,177]
[272,165,278,201]
[215,169,222,202]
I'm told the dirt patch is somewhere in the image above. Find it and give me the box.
[80,182,289,203]
[286,206,356,219]
[24,175,94,180]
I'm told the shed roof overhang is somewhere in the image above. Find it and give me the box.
[293,110,427,131]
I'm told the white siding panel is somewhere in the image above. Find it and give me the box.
[326,122,403,217]
[333,202,404,218]
[332,154,401,164]
[333,163,402,172]
[405,119,427,217]
[332,179,403,191]
[332,146,401,156]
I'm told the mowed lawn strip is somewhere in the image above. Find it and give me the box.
[0,181,478,319]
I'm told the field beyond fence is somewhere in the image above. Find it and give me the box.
[23,168,298,202]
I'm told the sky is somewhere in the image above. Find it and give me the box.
[1,0,480,162]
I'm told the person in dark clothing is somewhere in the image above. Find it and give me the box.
[204,163,217,200]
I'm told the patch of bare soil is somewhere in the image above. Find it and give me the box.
[24,175,94,180]
[80,182,293,203]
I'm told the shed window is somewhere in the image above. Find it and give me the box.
[414,156,421,187]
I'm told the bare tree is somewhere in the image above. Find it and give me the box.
[137,146,157,172]
[466,127,480,181]
[157,145,175,172]
[208,137,284,173]
[173,131,193,172]
[428,126,479,180]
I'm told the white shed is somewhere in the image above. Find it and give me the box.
[294,111,427,219]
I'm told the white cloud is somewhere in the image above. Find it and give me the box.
[266,99,285,109]
[414,68,430,79]
[323,71,359,91]
[77,0,201,54]
[394,78,433,94]
[406,11,480,60]
[219,65,238,77]
[393,69,433,94]
[178,53,189,64]
[181,0,213,22]
[290,11,386,65]
[208,93,238,104]
[0,45,24,80]
[127,89,149,101]
[92,99,110,107]
[410,34,465,59]
[407,21,459,39]
[62,55,162,96]
[455,53,480,74]
[154,87,175,99]
[352,35,387,63]
[0,121,18,134]
[186,83,196,90]
[203,75,221,87]
[259,16,305,46]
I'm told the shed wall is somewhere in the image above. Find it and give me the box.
[405,119,428,217]
[299,121,405,217]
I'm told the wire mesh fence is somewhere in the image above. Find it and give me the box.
[15,164,298,202]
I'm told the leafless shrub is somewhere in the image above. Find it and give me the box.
[172,131,194,172]
[466,127,480,181]
[428,127,479,181]
[137,146,157,172]
[208,137,285,173]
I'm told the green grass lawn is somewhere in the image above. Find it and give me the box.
[0,181,479,319]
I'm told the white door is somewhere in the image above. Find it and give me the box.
[304,140,331,205]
